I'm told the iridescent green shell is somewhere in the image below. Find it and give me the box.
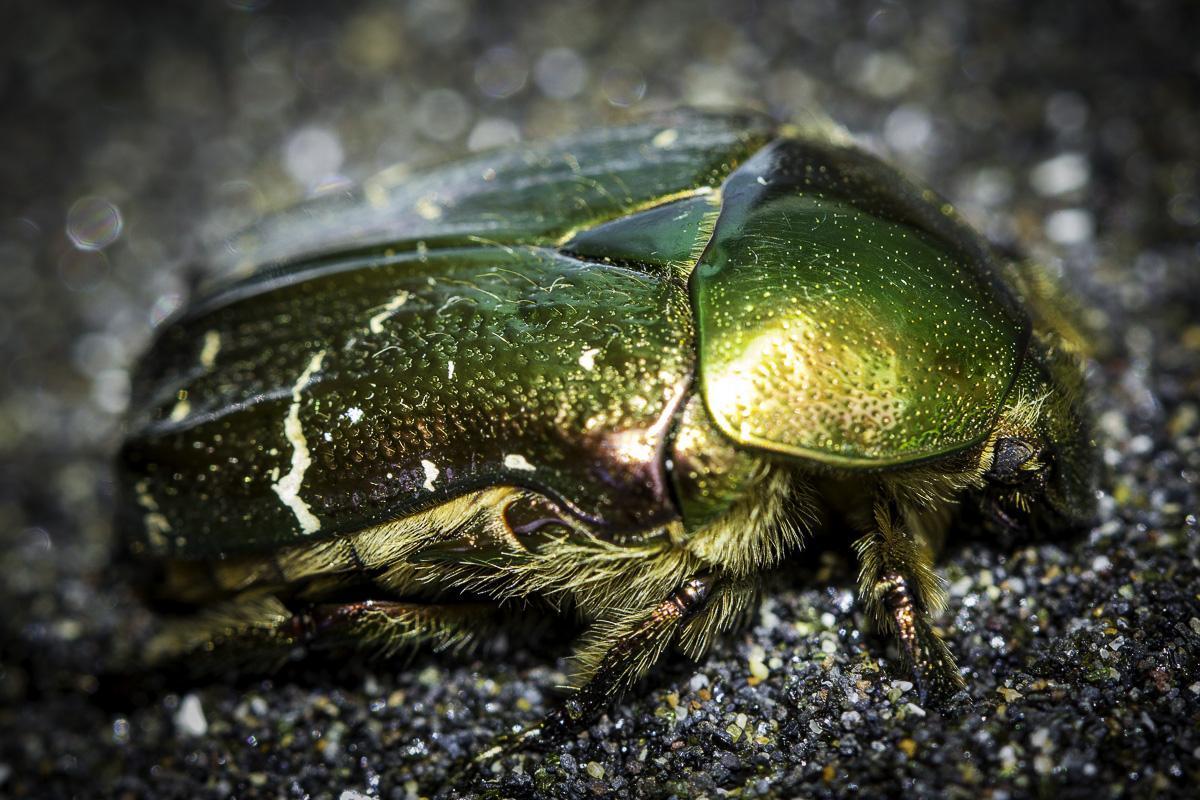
[120,111,772,558]
[119,109,1030,560]
[691,138,1029,466]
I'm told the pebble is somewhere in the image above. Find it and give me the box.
[173,694,207,738]
[747,644,770,683]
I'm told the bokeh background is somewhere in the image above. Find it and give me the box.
[2,0,1199,797]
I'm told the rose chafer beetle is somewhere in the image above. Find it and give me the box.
[119,109,1095,730]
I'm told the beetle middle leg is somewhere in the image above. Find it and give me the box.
[853,497,964,701]
[293,598,500,657]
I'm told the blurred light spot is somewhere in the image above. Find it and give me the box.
[149,293,184,326]
[1045,208,1094,245]
[57,248,109,292]
[601,66,646,107]
[408,0,468,45]
[415,88,470,142]
[467,118,521,151]
[1030,153,1089,196]
[475,46,527,99]
[92,368,130,415]
[534,48,587,100]
[963,167,1014,207]
[339,8,406,72]
[764,68,817,113]
[855,50,914,98]
[66,196,122,251]
[1044,91,1089,136]
[883,105,932,153]
[682,63,750,108]
[72,333,127,379]
[284,126,344,188]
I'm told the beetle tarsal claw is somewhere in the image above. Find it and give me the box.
[856,504,965,702]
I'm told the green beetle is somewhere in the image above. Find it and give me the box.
[119,109,1094,728]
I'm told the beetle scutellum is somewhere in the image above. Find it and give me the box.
[119,109,1095,737]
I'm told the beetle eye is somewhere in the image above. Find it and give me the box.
[987,437,1038,483]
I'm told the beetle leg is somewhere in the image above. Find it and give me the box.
[292,599,498,657]
[144,593,298,670]
[853,499,964,702]
[553,574,715,734]
[465,574,716,775]
[146,593,498,670]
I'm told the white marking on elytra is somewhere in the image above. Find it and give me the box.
[199,330,221,369]
[272,350,326,535]
[578,347,601,371]
[368,290,411,334]
[504,453,536,472]
[652,128,679,148]
[168,396,191,422]
[345,407,364,424]
[421,459,439,491]
[447,360,455,379]
[756,175,768,186]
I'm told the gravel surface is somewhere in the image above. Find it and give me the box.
[1,1,1198,798]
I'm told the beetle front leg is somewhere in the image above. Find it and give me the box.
[465,574,715,774]
[552,574,715,734]
[853,498,964,702]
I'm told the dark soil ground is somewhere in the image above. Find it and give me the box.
[1,1,1198,798]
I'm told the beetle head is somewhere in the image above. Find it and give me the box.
[983,341,1096,533]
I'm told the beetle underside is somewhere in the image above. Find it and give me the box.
[144,453,979,736]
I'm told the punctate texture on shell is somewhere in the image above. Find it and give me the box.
[692,138,1029,466]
